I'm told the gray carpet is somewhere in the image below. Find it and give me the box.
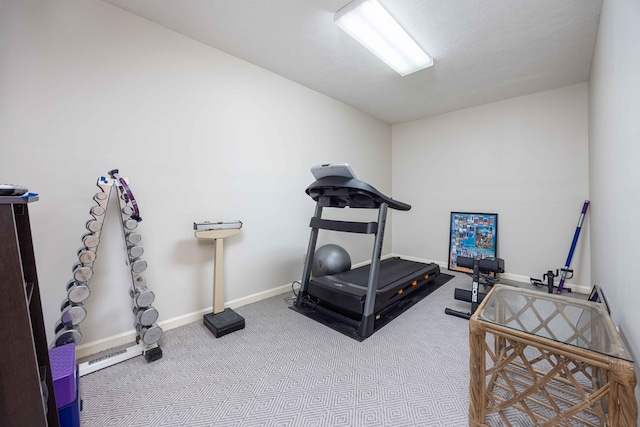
[80,271,479,426]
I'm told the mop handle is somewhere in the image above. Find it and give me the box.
[557,200,589,293]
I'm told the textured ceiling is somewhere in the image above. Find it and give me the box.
[103,0,602,124]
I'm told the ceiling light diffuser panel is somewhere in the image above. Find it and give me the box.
[334,0,433,76]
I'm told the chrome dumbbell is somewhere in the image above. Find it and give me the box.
[82,233,100,249]
[125,232,142,246]
[121,206,134,216]
[123,218,138,231]
[93,191,108,204]
[60,299,87,326]
[86,219,102,233]
[66,279,91,304]
[54,321,82,346]
[77,247,96,264]
[136,323,162,345]
[130,259,147,274]
[90,205,106,218]
[127,245,144,259]
[130,283,155,307]
[72,262,93,282]
[133,306,159,326]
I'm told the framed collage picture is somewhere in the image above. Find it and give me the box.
[448,212,498,273]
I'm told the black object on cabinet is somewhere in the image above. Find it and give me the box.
[0,195,60,426]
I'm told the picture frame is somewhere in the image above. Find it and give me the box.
[448,212,498,273]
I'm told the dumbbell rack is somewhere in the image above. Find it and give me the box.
[53,170,162,376]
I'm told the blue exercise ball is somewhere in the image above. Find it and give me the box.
[312,244,351,277]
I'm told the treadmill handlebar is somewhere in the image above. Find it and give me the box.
[305,176,411,211]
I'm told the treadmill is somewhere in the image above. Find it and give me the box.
[291,163,441,340]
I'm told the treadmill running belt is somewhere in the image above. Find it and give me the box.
[308,257,440,319]
[315,257,428,290]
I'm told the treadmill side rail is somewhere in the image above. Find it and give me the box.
[357,203,387,338]
[296,204,323,307]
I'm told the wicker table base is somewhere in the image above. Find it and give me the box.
[469,285,637,427]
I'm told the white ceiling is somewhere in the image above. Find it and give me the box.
[103,0,602,124]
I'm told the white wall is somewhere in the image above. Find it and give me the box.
[392,84,590,288]
[0,0,392,345]
[589,0,640,410]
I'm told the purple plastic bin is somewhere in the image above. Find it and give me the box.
[49,343,77,408]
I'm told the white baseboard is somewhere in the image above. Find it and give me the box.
[75,283,292,359]
[393,254,591,294]
[77,257,386,359]
[76,254,590,359]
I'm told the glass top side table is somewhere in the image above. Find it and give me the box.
[477,284,633,362]
[469,284,638,426]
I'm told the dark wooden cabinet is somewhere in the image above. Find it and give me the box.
[0,196,59,426]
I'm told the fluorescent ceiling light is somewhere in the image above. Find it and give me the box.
[334,0,433,76]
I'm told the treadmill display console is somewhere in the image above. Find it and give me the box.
[310,163,357,180]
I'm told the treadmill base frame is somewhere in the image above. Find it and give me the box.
[290,272,453,341]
